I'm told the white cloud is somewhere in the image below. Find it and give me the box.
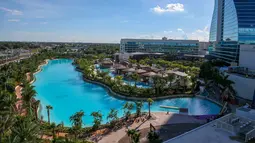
[164,30,173,34]
[177,28,188,39]
[40,22,48,24]
[196,29,204,33]
[152,3,184,14]
[189,25,210,41]
[8,19,20,22]
[177,28,183,32]
[0,7,23,15]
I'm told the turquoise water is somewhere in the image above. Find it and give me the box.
[33,59,221,126]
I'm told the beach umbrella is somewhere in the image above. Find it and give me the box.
[114,64,126,70]
[141,72,158,77]
[135,69,147,74]
[166,70,175,74]
[123,68,136,72]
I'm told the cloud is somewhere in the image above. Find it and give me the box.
[164,30,173,34]
[189,25,210,41]
[0,7,23,15]
[177,28,183,32]
[196,29,204,33]
[177,28,188,39]
[152,3,184,14]
[40,22,48,24]
[8,19,20,22]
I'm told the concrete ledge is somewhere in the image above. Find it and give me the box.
[196,95,223,107]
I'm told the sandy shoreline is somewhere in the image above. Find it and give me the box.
[29,59,49,84]
[14,59,49,116]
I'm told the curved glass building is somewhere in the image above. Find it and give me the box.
[209,0,255,64]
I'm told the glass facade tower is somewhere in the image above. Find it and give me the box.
[120,39,199,54]
[209,0,255,64]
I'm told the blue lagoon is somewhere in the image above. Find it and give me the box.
[33,59,221,126]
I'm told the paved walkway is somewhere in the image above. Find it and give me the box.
[98,112,205,143]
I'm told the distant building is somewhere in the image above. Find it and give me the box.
[209,0,255,67]
[114,52,164,62]
[198,42,210,55]
[120,38,199,55]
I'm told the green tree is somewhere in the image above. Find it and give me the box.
[70,110,85,141]
[91,111,103,130]
[115,75,123,85]
[123,102,134,120]
[167,74,175,87]
[46,105,53,124]
[0,91,17,142]
[135,101,143,117]
[147,131,162,143]
[107,109,118,127]
[147,98,154,118]
[32,100,40,120]
[131,73,140,88]
[21,84,37,116]
[51,122,57,142]
[127,129,140,143]
[10,116,40,143]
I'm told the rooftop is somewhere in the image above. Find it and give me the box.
[121,38,199,43]
[164,115,240,143]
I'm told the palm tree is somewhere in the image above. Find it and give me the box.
[127,129,140,143]
[46,105,53,124]
[21,84,37,116]
[10,116,40,143]
[70,110,85,141]
[190,75,198,93]
[220,75,235,101]
[32,100,40,120]
[135,101,143,117]
[56,122,64,137]
[107,109,118,127]
[123,102,134,120]
[91,111,103,130]
[115,75,123,85]
[131,73,140,87]
[167,74,175,87]
[0,91,17,142]
[182,76,189,92]
[147,98,154,118]
[51,122,56,142]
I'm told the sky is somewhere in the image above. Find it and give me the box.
[0,0,214,43]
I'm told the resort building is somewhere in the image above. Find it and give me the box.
[114,52,164,62]
[209,0,255,68]
[120,38,199,54]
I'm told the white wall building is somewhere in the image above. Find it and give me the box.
[239,44,255,70]
[228,73,255,101]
